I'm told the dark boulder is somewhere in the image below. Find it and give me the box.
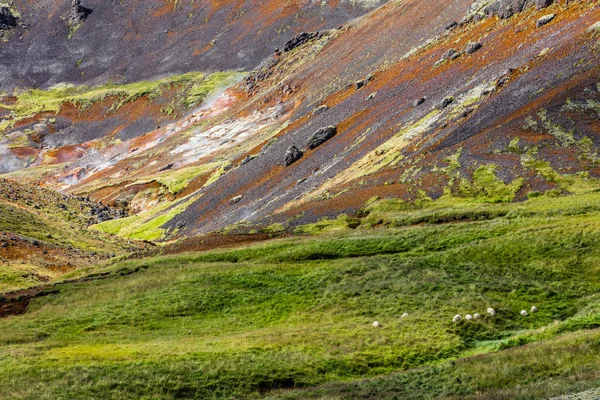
[465,42,482,54]
[0,7,17,29]
[307,126,337,150]
[69,0,92,27]
[284,146,303,166]
[413,97,426,107]
[441,96,455,108]
[284,31,321,52]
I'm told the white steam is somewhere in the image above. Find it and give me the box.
[0,143,23,174]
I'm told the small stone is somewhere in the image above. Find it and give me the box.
[487,308,496,316]
[355,74,374,90]
[413,97,426,107]
[441,49,460,61]
[401,313,409,319]
[445,21,458,30]
[465,42,482,54]
[312,105,329,116]
[441,96,455,108]
[284,145,303,166]
[521,310,529,317]
[473,313,481,320]
[366,92,377,101]
[230,195,243,205]
[453,314,461,323]
[372,321,381,328]
[307,126,337,150]
[69,0,93,27]
[536,14,556,28]
[531,306,538,313]
[465,314,473,321]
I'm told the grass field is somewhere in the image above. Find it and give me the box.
[1,191,600,398]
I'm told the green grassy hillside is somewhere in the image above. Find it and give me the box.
[1,191,600,398]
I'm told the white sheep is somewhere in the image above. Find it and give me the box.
[487,308,496,316]
[453,314,461,323]
[401,313,409,319]
[531,306,538,313]
[474,313,481,320]
[465,314,473,321]
[372,321,381,328]
[520,310,528,317]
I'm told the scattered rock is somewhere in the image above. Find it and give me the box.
[312,105,329,117]
[0,6,18,29]
[413,97,426,107]
[159,163,174,172]
[230,195,243,205]
[245,56,279,92]
[307,126,337,150]
[355,74,374,90]
[445,21,458,30]
[500,4,515,19]
[536,14,556,28]
[284,145,303,166]
[465,42,482,54]
[520,310,529,317]
[453,314,462,323]
[69,0,92,27]
[487,308,496,316]
[401,313,409,319]
[240,155,254,166]
[441,96,455,108]
[284,31,321,52]
[441,49,460,62]
[372,321,381,328]
[474,313,481,320]
[536,0,553,10]
[466,314,473,321]
[366,92,377,101]
[531,306,538,313]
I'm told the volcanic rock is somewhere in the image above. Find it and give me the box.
[537,14,556,28]
[465,42,482,54]
[536,0,553,9]
[413,97,426,107]
[284,31,321,52]
[284,146,303,166]
[441,49,460,61]
[312,105,329,117]
[308,126,337,150]
[442,96,455,108]
[69,0,92,27]
[0,7,17,29]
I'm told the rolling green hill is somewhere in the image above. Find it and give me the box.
[1,190,600,399]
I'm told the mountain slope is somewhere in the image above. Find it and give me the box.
[1,0,385,89]
[55,0,597,239]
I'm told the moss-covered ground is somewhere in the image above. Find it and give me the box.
[0,71,242,134]
[1,190,600,398]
